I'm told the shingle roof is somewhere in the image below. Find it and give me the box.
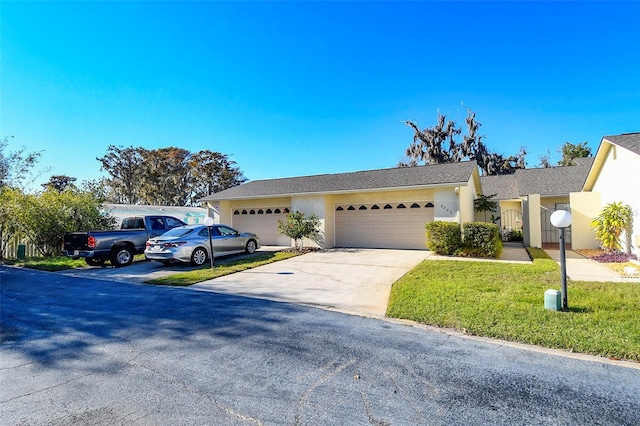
[201,161,478,201]
[479,174,519,199]
[480,157,595,199]
[603,132,640,155]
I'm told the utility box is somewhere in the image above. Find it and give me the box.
[17,244,27,260]
[544,289,561,311]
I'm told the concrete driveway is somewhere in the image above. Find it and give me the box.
[192,248,431,316]
[59,248,431,317]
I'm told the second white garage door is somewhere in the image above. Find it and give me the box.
[335,202,434,249]
[231,207,292,246]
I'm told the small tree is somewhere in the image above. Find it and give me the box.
[474,194,498,223]
[591,202,633,253]
[277,211,320,251]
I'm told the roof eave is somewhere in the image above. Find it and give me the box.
[200,180,472,203]
[583,138,611,191]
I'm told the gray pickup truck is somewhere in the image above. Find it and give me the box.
[63,215,186,267]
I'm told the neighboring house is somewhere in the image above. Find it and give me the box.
[199,131,638,253]
[104,204,213,226]
[200,161,481,249]
[582,132,640,256]
[480,158,595,249]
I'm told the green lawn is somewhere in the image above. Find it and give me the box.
[145,251,302,286]
[5,256,88,271]
[387,248,640,362]
[5,254,147,271]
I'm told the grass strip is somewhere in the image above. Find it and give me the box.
[145,251,302,286]
[387,248,640,362]
[4,254,147,271]
[4,256,87,271]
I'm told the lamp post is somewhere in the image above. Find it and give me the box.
[550,210,572,311]
[204,216,215,269]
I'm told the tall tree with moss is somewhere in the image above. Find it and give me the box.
[558,141,591,166]
[400,108,526,175]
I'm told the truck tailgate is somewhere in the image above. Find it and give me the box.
[63,233,90,251]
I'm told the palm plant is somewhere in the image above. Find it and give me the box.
[591,202,633,253]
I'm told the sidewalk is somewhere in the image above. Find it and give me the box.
[546,249,640,283]
[427,242,640,283]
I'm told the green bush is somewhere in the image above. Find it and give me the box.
[277,210,320,251]
[425,221,462,255]
[460,222,502,258]
[503,229,523,242]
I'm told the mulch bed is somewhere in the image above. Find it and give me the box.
[575,249,640,278]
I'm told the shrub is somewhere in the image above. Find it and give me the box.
[503,229,523,242]
[277,211,320,251]
[591,202,633,253]
[425,221,461,255]
[460,222,502,258]
[591,252,638,263]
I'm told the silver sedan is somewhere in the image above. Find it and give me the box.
[144,224,260,266]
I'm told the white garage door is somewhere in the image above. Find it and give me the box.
[335,202,434,249]
[231,207,292,246]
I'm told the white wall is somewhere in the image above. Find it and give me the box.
[104,204,209,225]
[434,189,460,222]
[591,145,640,255]
[459,176,477,225]
[523,194,542,248]
[569,191,601,250]
[291,195,327,248]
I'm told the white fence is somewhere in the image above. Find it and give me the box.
[1,237,45,259]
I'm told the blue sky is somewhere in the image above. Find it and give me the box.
[2,1,639,190]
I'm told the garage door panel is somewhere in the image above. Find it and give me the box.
[232,208,291,246]
[335,201,434,249]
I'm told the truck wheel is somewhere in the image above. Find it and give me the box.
[245,239,257,254]
[85,258,106,266]
[190,248,208,266]
[110,247,134,267]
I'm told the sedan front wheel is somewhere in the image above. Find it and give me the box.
[245,239,257,254]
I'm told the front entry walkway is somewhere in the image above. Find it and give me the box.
[546,249,640,283]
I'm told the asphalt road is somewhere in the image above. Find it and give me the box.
[1,266,639,425]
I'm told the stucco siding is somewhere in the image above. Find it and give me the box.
[292,195,327,248]
[570,191,601,250]
[434,189,460,222]
[459,175,477,225]
[541,197,571,212]
[590,145,640,255]
[525,194,542,248]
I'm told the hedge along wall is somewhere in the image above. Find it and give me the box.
[425,221,461,255]
[425,221,502,258]
[462,222,502,258]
